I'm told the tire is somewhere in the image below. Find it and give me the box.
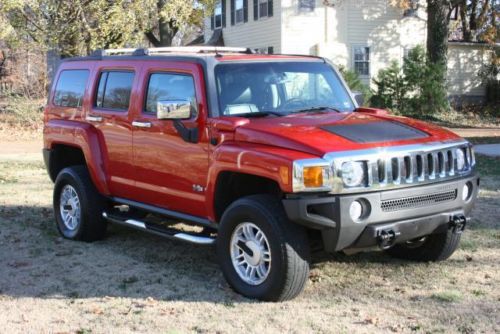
[53,166,107,242]
[385,230,461,262]
[217,195,310,301]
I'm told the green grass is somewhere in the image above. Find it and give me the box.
[466,136,500,145]
[474,154,500,176]
[431,290,463,303]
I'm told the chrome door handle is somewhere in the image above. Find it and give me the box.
[86,115,103,122]
[132,121,152,128]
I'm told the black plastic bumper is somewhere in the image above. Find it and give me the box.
[282,174,479,252]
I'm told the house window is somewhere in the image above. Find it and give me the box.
[299,0,315,12]
[214,1,223,28]
[235,0,244,23]
[259,0,268,18]
[253,0,272,20]
[353,46,370,76]
[255,46,273,54]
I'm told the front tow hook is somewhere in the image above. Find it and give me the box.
[377,229,401,250]
[450,215,468,234]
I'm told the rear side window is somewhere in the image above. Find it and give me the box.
[53,70,89,108]
[145,73,196,113]
[95,71,134,111]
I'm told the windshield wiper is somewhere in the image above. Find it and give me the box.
[235,110,285,118]
[290,106,343,114]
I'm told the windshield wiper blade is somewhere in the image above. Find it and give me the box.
[291,106,342,114]
[237,110,285,118]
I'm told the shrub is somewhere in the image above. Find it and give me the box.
[371,46,449,117]
[370,61,406,111]
[478,49,500,107]
[337,65,371,105]
[0,95,44,129]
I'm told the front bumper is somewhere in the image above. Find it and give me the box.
[282,174,479,252]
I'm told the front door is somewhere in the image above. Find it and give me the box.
[130,62,210,218]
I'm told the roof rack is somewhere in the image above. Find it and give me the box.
[90,46,255,57]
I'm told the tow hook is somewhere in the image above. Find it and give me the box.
[377,229,401,250]
[450,215,468,234]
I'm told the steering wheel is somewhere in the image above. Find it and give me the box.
[278,98,307,111]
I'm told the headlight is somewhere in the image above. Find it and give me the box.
[456,148,465,171]
[292,159,331,192]
[341,161,365,187]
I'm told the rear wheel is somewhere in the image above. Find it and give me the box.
[217,195,310,301]
[53,166,107,242]
[386,229,461,262]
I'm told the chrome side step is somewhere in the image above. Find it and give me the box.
[102,212,215,245]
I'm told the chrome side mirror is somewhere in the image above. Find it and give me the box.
[157,99,192,120]
[352,91,365,106]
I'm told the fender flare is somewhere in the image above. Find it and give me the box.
[44,120,110,195]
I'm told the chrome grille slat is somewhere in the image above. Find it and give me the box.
[325,141,475,194]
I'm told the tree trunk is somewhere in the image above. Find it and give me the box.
[426,0,450,65]
[158,19,178,46]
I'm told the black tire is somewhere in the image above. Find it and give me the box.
[53,166,107,242]
[386,230,461,262]
[217,195,310,301]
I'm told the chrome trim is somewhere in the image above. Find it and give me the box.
[125,219,146,229]
[292,158,332,192]
[86,115,103,122]
[132,121,152,128]
[324,140,475,194]
[174,233,215,245]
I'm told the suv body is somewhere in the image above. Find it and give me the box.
[43,47,479,301]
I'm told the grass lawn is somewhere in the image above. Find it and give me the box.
[0,146,498,333]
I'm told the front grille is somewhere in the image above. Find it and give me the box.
[325,141,475,194]
[381,189,457,212]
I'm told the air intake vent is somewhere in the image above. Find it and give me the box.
[381,190,457,212]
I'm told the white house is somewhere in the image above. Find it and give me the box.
[204,0,496,103]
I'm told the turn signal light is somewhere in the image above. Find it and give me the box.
[303,166,324,188]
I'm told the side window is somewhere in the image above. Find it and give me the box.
[145,73,196,114]
[53,70,89,107]
[95,71,134,111]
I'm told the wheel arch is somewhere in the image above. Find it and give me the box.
[44,120,110,195]
[212,171,283,223]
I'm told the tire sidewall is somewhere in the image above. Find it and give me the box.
[53,168,88,240]
[217,200,289,300]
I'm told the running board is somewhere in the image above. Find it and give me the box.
[102,212,215,245]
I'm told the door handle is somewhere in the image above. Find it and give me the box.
[132,121,152,128]
[86,115,103,122]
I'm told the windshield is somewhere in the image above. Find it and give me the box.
[215,61,355,116]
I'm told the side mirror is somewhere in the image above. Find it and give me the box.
[352,91,365,106]
[157,99,192,120]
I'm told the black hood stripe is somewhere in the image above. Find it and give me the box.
[320,121,428,143]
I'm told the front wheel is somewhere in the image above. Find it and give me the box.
[217,195,310,301]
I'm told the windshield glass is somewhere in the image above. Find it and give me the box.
[215,61,355,116]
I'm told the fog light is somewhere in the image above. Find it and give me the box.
[349,200,363,221]
[462,182,472,201]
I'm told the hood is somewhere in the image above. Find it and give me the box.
[234,112,461,156]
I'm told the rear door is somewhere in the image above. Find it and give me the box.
[87,62,141,198]
[130,61,210,217]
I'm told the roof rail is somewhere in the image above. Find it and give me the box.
[90,46,255,57]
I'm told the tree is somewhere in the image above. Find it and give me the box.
[0,0,147,57]
[0,0,216,57]
[142,0,216,47]
[456,0,498,43]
